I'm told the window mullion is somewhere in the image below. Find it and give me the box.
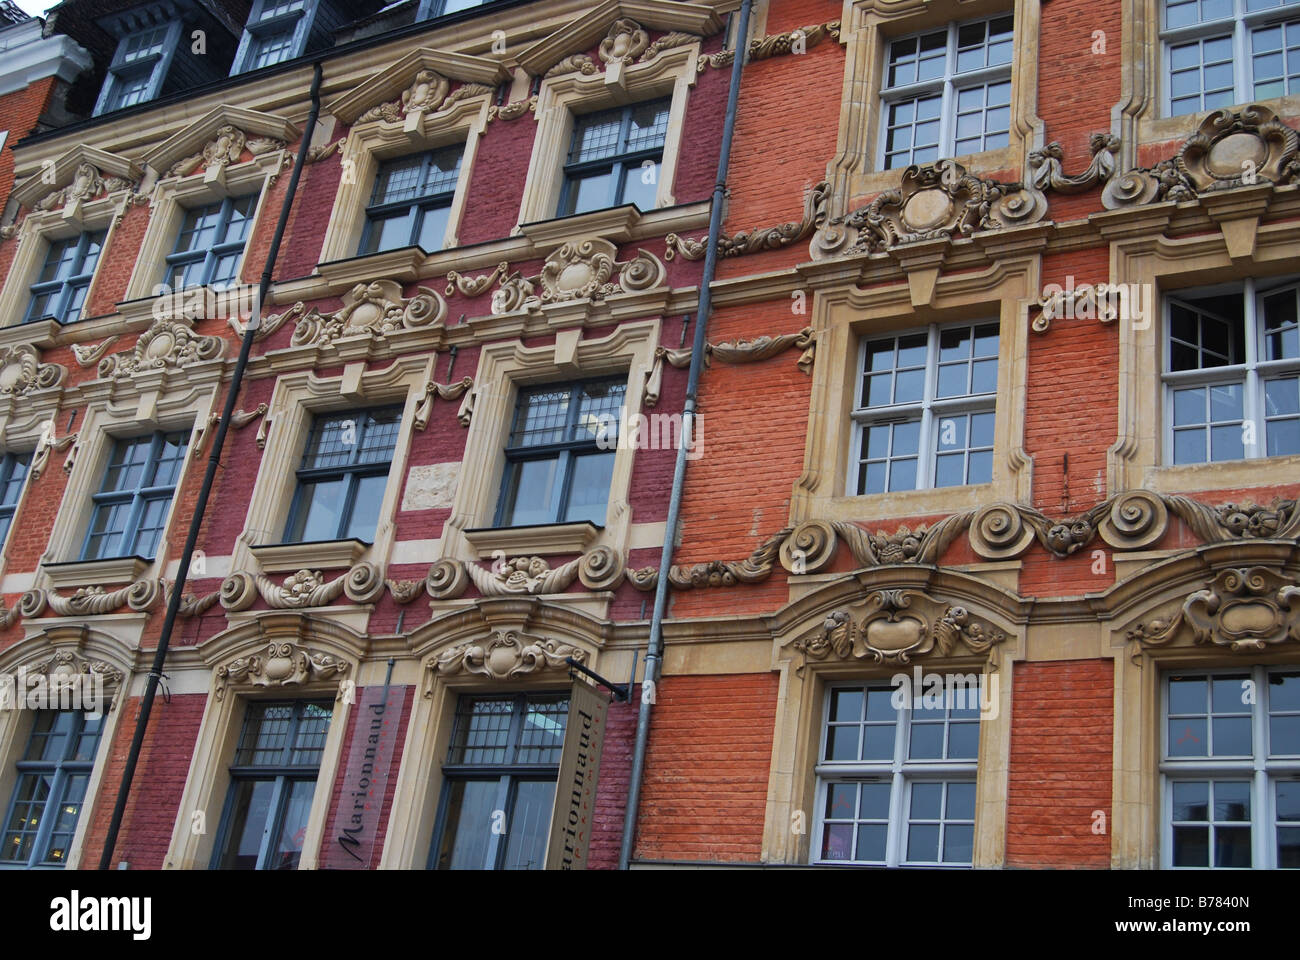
[918,325,940,488]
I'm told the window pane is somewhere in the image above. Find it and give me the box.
[268,779,316,870]
[501,780,556,870]
[564,451,615,524]
[620,161,660,210]
[218,778,277,869]
[563,170,614,216]
[287,477,349,542]
[416,204,452,251]
[342,474,387,542]
[436,779,499,869]
[501,458,559,526]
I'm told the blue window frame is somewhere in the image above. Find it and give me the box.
[430,693,568,870]
[0,452,31,549]
[81,431,189,561]
[231,0,314,74]
[359,147,463,256]
[25,231,105,325]
[164,195,257,291]
[1,711,105,868]
[415,0,489,20]
[93,22,180,116]
[559,99,670,217]
[496,378,624,528]
[212,700,333,870]
[283,407,402,544]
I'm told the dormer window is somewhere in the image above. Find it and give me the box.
[415,0,488,20]
[232,0,312,74]
[94,22,179,115]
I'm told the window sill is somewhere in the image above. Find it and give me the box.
[316,246,425,289]
[464,522,601,557]
[518,205,644,254]
[41,556,151,589]
[250,539,368,573]
[1142,453,1300,496]
[818,483,997,524]
[0,318,60,350]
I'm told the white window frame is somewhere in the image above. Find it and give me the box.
[1161,277,1300,466]
[1160,665,1300,869]
[812,681,980,868]
[848,321,999,495]
[1160,0,1300,116]
[876,14,1014,171]
[92,21,181,117]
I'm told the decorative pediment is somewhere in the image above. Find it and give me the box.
[286,279,447,349]
[1128,567,1300,655]
[516,0,721,76]
[428,629,587,681]
[813,160,1046,258]
[789,589,1010,671]
[1103,105,1299,209]
[142,106,299,180]
[444,239,666,314]
[215,641,351,700]
[327,48,509,125]
[11,145,141,212]
[0,344,65,395]
[95,318,224,380]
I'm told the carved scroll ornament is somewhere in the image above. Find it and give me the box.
[428,630,586,682]
[290,280,446,347]
[1029,134,1120,194]
[96,318,224,379]
[215,641,350,700]
[0,344,65,394]
[667,181,831,261]
[220,563,385,611]
[33,163,135,212]
[426,546,625,600]
[1128,567,1300,657]
[643,327,815,405]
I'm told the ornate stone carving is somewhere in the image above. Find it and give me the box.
[816,161,1046,257]
[638,32,696,62]
[599,19,649,63]
[414,376,473,430]
[748,20,840,59]
[643,327,815,405]
[1164,495,1300,542]
[697,49,735,72]
[667,182,830,260]
[386,579,425,604]
[307,139,345,162]
[30,432,75,480]
[1103,106,1299,209]
[446,261,509,297]
[167,125,281,179]
[791,589,1008,671]
[426,547,624,599]
[1128,567,1300,656]
[0,344,64,394]
[971,490,1171,559]
[72,336,120,368]
[488,96,537,121]
[290,280,446,347]
[663,233,706,261]
[780,514,975,575]
[1029,134,1119,195]
[42,579,163,617]
[426,558,469,600]
[97,319,224,379]
[220,562,385,611]
[177,589,222,618]
[216,641,350,700]
[34,162,134,211]
[428,630,586,682]
[23,649,124,688]
[544,54,599,78]
[631,528,792,591]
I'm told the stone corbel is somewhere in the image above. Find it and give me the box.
[427,630,587,683]
[220,562,385,611]
[215,640,351,700]
[1029,134,1120,195]
[414,376,473,430]
[1128,567,1300,659]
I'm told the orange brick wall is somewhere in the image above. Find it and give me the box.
[1006,659,1114,868]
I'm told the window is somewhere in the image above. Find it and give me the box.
[559,100,670,217]
[283,407,401,544]
[851,322,999,494]
[1,710,105,868]
[431,693,568,870]
[416,0,489,20]
[1164,279,1300,465]
[0,452,31,548]
[94,23,178,116]
[81,431,188,561]
[163,196,257,291]
[213,700,332,870]
[814,682,979,866]
[24,231,105,325]
[1163,668,1300,868]
[1162,0,1300,115]
[233,0,311,74]
[496,378,625,527]
[879,15,1013,170]
[360,148,462,256]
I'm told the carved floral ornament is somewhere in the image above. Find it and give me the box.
[34,162,137,212]
[166,125,287,180]
[357,70,494,124]
[1103,105,1299,209]
[0,344,65,395]
[541,19,698,79]
[427,630,587,684]
[266,279,448,348]
[1127,567,1300,659]
[643,327,814,405]
[92,318,225,380]
[445,239,666,313]
[1,650,125,705]
[215,641,350,701]
[666,181,831,262]
[789,588,1010,674]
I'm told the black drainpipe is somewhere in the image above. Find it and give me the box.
[618,0,753,870]
[98,61,326,870]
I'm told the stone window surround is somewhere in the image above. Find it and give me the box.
[231,355,432,577]
[831,0,1041,213]
[0,198,127,331]
[36,376,220,591]
[162,616,360,871]
[316,94,492,266]
[515,41,700,229]
[0,627,135,871]
[437,319,661,565]
[123,153,283,304]
[378,609,606,869]
[0,391,66,586]
[1109,548,1300,869]
[1107,207,1300,495]
[761,577,1017,867]
[791,253,1036,527]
